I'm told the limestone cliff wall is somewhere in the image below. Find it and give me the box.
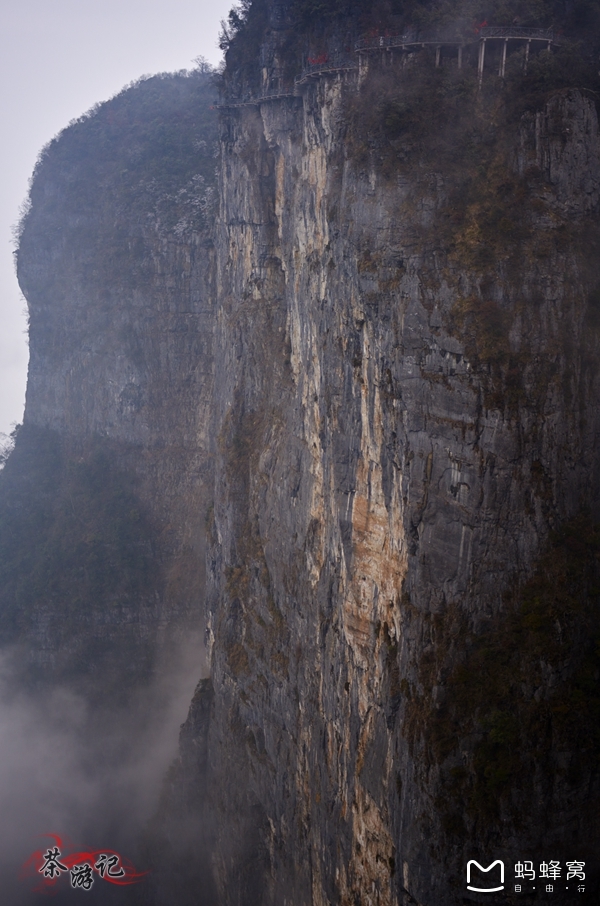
[8,72,218,692]
[6,44,600,906]
[200,78,600,905]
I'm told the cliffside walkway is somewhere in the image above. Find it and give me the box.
[215,87,299,109]
[216,62,358,108]
[295,61,358,85]
[355,26,556,52]
[217,24,562,108]
[356,26,559,83]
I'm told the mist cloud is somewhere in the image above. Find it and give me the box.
[0,637,207,905]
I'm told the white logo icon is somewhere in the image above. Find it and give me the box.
[467,860,505,892]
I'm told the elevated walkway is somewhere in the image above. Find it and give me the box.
[216,88,299,109]
[355,25,559,82]
[217,23,564,107]
[295,60,358,85]
[477,26,558,80]
[355,26,557,51]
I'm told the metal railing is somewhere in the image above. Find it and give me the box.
[257,85,298,99]
[479,26,555,40]
[355,34,415,51]
[356,25,558,50]
[217,89,298,108]
[296,56,358,83]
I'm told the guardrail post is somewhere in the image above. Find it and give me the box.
[499,38,507,77]
[358,51,368,86]
[478,37,486,87]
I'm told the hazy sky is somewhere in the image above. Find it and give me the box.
[0,0,232,438]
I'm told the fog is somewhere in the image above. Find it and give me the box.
[0,637,207,904]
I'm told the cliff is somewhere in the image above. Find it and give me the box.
[4,6,600,906]
[201,75,600,905]
[4,71,218,696]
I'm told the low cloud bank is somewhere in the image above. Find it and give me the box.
[0,638,207,905]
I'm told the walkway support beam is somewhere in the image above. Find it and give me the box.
[478,38,486,87]
[499,39,508,77]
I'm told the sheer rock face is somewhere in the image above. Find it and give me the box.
[11,65,600,906]
[202,83,600,905]
[20,210,216,562]
[18,149,216,524]
[515,89,600,214]
[12,74,218,687]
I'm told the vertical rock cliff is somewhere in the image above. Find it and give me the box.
[4,5,600,905]
[198,16,600,903]
[7,72,218,694]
